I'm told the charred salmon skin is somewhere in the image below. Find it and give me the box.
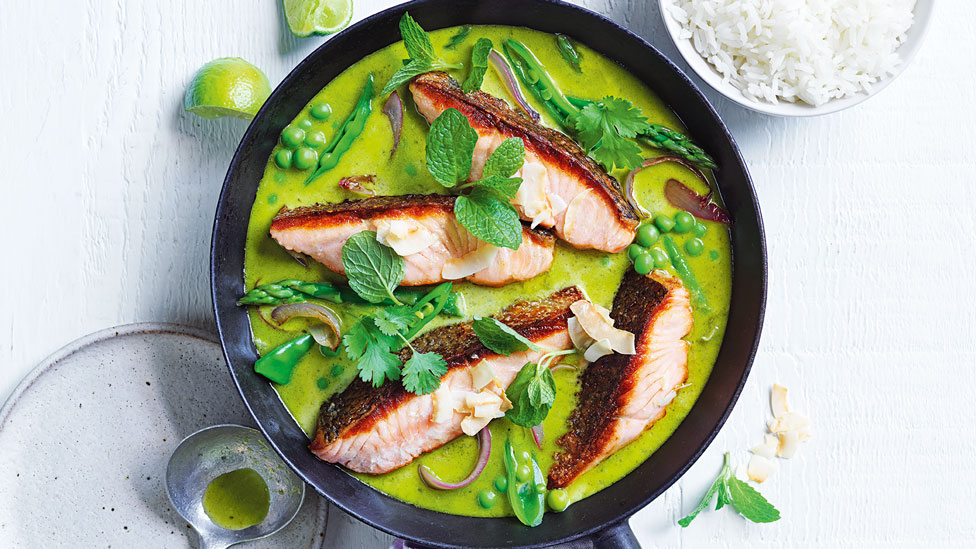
[310,286,584,474]
[548,270,693,489]
[409,71,639,253]
[270,194,555,287]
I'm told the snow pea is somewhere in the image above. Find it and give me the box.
[503,437,546,527]
[306,73,375,185]
[253,333,313,384]
[662,236,710,312]
[502,39,579,127]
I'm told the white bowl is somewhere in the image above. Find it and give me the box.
[657,0,935,117]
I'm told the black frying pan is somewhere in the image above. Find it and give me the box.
[211,0,766,547]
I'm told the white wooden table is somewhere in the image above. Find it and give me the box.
[2,1,973,547]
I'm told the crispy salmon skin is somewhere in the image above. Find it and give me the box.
[310,286,584,474]
[548,270,693,489]
[410,71,639,253]
[270,194,555,287]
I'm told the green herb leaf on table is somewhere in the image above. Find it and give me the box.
[462,38,494,93]
[425,108,479,187]
[401,350,448,395]
[341,231,406,304]
[678,452,781,527]
[482,137,525,178]
[373,305,416,337]
[570,96,651,171]
[444,25,473,50]
[454,188,524,249]
[505,361,556,428]
[381,13,463,95]
[472,317,540,355]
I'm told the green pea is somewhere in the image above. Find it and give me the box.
[494,475,508,492]
[600,256,611,266]
[627,244,646,261]
[293,147,318,170]
[651,248,669,268]
[634,252,654,275]
[330,364,344,378]
[316,377,329,389]
[305,130,327,149]
[539,88,553,101]
[653,215,675,233]
[516,464,532,483]
[267,193,277,205]
[477,490,497,509]
[709,250,720,260]
[310,103,332,120]
[673,211,695,234]
[535,483,547,496]
[280,126,305,149]
[685,238,704,257]
[274,149,293,169]
[693,222,707,237]
[636,223,660,247]
[547,488,570,512]
[405,164,417,176]
[526,70,540,84]
[297,119,312,130]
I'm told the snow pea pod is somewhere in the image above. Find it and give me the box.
[306,73,375,185]
[503,437,546,527]
[253,333,314,384]
[502,39,579,126]
[662,235,710,312]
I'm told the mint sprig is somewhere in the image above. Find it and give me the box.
[426,108,478,187]
[678,452,781,527]
[381,13,463,95]
[472,317,540,355]
[340,231,405,304]
[462,38,493,93]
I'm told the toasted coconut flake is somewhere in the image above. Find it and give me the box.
[751,439,776,459]
[470,361,495,391]
[777,431,801,459]
[375,218,437,256]
[442,244,499,280]
[570,300,636,355]
[583,338,614,362]
[747,454,778,483]
[561,188,594,237]
[768,412,811,434]
[513,161,554,229]
[567,316,594,350]
[771,384,789,418]
[431,385,458,424]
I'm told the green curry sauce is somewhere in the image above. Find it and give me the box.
[242,25,732,518]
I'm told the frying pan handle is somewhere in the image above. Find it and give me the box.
[582,520,641,549]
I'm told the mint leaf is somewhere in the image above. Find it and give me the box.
[715,482,732,511]
[444,25,472,50]
[472,317,540,355]
[570,97,650,171]
[381,59,433,95]
[373,305,416,337]
[462,38,493,93]
[426,108,479,187]
[504,362,556,428]
[482,137,525,178]
[454,187,523,249]
[678,476,723,528]
[401,350,448,395]
[476,175,523,200]
[726,476,781,523]
[341,231,406,304]
[398,13,436,63]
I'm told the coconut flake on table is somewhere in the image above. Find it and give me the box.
[666,0,916,106]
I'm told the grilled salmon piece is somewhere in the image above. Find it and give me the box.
[310,286,584,474]
[409,71,639,253]
[270,194,555,287]
[548,270,693,489]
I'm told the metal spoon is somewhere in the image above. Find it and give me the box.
[166,424,305,549]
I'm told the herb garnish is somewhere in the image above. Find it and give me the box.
[472,317,540,355]
[505,350,574,427]
[568,96,651,172]
[678,452,781,527]
[381,13,463,95]
[340,231,406,304]
[444,25,473,50]
[399,345,448,395]
[425,108,527,249]
[344,317,402,387]
[462,38,493,93]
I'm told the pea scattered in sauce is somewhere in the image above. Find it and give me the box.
[672,211,695,234]
[280,126,305,149]
[310,102,332,120]
[202,468,270,530]
[685,238,704,257]
[297,119,313,130]
[274,149,293,170]
[547,489,570,512]
[477,490,498,509]
[316,377,329,389]
[305,130,327,149]
[293,147,318,170]
[494,475,508,492]
[636,223,660,247]
[330,364,344,378]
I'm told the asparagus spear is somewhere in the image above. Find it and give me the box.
[237,280,341,306]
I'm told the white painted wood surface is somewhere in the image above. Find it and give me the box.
[1,1,973,547]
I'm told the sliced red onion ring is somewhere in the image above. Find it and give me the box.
[382,91,403,157]
[489,50,540,122]
[665,179,731,224]
[530,424,544,449]
[418,427,491,490]
[271,303,342,349]
[338,175,376,197]
[286,249,309,268]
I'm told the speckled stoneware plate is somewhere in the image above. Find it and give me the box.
[0,323,328,548]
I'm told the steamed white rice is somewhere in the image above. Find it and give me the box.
[667,0,916,106]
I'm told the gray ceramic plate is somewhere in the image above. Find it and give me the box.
[0,323,330,548]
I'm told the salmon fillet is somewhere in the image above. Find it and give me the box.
[548,270,693,489]
[310,286,584,474]
[409,72,639,253]
[270,194,555,287]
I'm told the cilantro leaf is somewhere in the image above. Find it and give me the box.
[727,476,781,523]
[341,231,406,304]
[454,187,523,249]
[444,25,472,50]
[426,108,479,187]
[505,361,556,427]
[482,137,525,178]
[373,305,416,337]
[401,351,448,395]
[472,317,540,355]
[476,175,522,200]
[398,13,436,63]
[462,38,493,93]
[343,318,402,388]
[569,97,651,171]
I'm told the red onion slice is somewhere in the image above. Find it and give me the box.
[665,179,731,224]
[488,50,541,122]
[382,91,403,157]
[419,427,491,490]
[271,303,342,349]
[338,175,376,197]
[530,424,544,449]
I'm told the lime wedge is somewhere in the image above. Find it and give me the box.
[184,57,272,120]
[283,0,353,37]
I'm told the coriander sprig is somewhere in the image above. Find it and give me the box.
[678,452,781,527]
[381,13,463,95]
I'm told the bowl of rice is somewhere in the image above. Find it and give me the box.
[659,0,934,116]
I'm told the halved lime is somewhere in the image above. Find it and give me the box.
[184,57,272,120]
[283,0,353,37]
